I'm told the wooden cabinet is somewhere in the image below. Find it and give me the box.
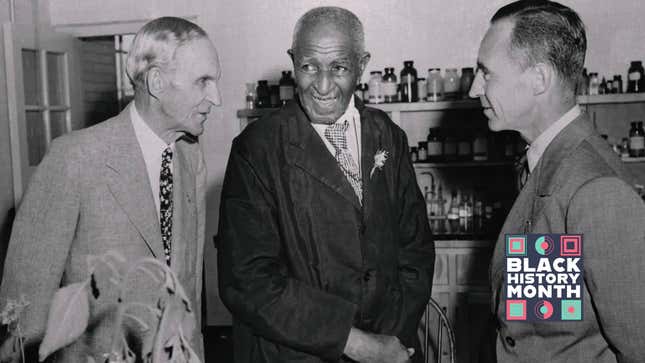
[236,93,645,363]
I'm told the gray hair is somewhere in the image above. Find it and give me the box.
[126,17,207,89]
[291,6,365,54]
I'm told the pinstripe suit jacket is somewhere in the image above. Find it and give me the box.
[0,103,206,362]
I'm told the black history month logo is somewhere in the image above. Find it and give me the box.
[505,234,583,321]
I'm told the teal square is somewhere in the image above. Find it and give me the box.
[508,303,525,317]
[506,235,527,256]
[561,300,582,320]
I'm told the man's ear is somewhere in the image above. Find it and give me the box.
[145,66,165,99]
[358,51,371,79]
[531,62,552,95]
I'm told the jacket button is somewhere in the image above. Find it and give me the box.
[505,336,515,347]
[363,270,373,282]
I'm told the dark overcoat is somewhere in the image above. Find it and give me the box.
[218,97,435,362]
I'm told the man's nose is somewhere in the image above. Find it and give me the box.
[206,80,222,106]
[315,70,333,95]
[469,72,484,99]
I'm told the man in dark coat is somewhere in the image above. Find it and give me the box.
[217,6,435,363]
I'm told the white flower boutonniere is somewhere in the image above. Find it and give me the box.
[370,150,389,178]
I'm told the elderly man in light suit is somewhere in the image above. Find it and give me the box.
[469,1,645,362]
[0,17,220,362]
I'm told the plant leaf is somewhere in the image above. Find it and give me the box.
[38,281,90,361]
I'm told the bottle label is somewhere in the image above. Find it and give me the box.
[630,136,645,150]
[427,141,442,156]
[382,82,397,96]
[629,72,641,81]
[444,141,457,155]
[458,141,472,155]
[279,86,294,101]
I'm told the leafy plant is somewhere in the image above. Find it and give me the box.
[0,295,30,363]
[38,251,201,363]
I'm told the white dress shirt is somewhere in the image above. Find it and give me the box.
[311,97,362,176]
[130,104,175,218]
[526,105,581,173]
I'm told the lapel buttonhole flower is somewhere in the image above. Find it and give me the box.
[370,150,389,178]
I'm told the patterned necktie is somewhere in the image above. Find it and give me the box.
[516,153,530,191]
[324,120,363,203]
[160,147,173,266]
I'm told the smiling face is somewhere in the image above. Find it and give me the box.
[158,37,222,139]
[469,19,536,135]
[290,23,369,124]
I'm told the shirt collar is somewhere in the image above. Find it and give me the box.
[526,105,581,172]
[130,103,173,153]
[332,96,359,126]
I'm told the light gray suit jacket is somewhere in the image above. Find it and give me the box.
[490,113,645,362]
[0,103,206,361]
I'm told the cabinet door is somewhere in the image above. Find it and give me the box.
[3,22,83,205]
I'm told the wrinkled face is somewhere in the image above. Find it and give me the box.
[159,37,222,137]
[290,24,368,124]
[469,19,535,134]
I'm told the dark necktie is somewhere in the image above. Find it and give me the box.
[160,147,173,266]
[324,120,363,203]
[516,153,530,191]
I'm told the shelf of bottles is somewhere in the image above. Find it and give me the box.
[236,93,645,119]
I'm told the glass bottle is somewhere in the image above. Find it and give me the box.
[629,121,645,157]
[427,68,444,102]
[255,80,271,108]
[279,71,295,105]
[368,71,384,104]
[400,61,418,102]
[621,137,630,158]
[410,147,418,162]
[417,78,428,101]
[434,184,446,234]
[613,75,623,94]
[245,82,256,110]
[382,67,398,103]
[473,131,488,161]
[443,129,458,162]
[457,131,473,161]
[447,190,460,234]
[588,73,600,95]
[269,84,280,108]
[418,141,428,162]
[599,77,607,95]
[427,127,443,162]
[627,61,645,93]
[443,68,460,100]
[460,67,475,99]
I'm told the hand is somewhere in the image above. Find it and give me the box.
[343,327,414,363]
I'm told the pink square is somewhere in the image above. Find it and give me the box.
[506,300,527,320]
[561,235,581,256]
[509,237,526,253]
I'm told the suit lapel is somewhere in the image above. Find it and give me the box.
[358,99,382,221]
[104,105,163,258]
[171,141,197,277]
[284,101,362,210]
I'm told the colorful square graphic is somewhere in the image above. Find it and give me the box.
[506,235,527,256]
[560,235,582,256]
[561,300,582,320]
[506,300,527,320]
